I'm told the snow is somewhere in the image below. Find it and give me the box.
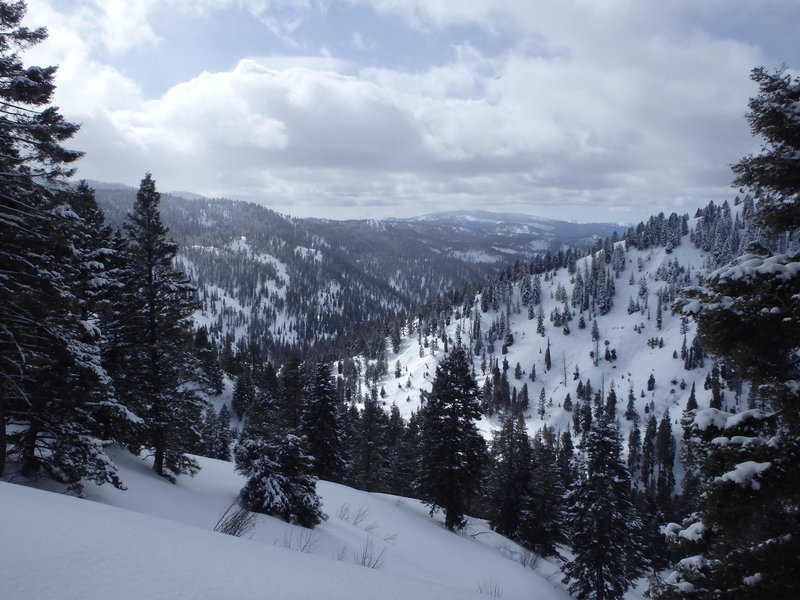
[743,572,764,586]
[4,449,576,600]
[295,245,323,262]
[370,230,721,455]
[724,408,771,429]
[716,461,771,490]
[693,408,732,431]
[712,253,800,283]
[677,521,706,542]
[0,481,480,600]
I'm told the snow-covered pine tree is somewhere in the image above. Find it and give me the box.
[419,346,487,530]
[231,371,256,419]
[301,361,345,482]
[0,4,131,490]
[563,415,648,599]
[278,352,306,430]
[487,411,531,538]
[518,426,565,557]
[114,173,206,481]
[351,394,389,492]
[656,66,800,600]
[235,394,325,528]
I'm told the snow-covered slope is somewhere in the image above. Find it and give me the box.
[365,224,739,452]
[3,449,578,600]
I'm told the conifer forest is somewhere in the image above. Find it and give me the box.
[2,2,799,599]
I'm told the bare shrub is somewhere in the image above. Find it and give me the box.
[351,505,369,527]
[382,532,398,544]
[477,579,503,597]
[517,548,540,570]
[353,537,386,569]
[336,503,351,521]
[335,545,349,562]
[495,542,540,570]
[213,496,256,538]
[336,503,370,527]
[275,529,319,554]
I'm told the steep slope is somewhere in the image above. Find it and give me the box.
[361,209,747,458]
[2,450,575,600]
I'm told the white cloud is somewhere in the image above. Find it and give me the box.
[20,0,795,221]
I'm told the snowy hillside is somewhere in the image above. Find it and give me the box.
[3,450,584,600]
[363,215,742,452]
[94,188,621,363]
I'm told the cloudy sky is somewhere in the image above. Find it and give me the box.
[23,0,800,222]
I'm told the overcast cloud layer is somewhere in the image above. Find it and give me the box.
[23,0,800,222]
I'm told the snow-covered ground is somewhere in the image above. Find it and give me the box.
[372,229,730,455]
[2,448,598,600]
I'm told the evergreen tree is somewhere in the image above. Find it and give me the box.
[419,347,487,530]
[655,410,676,515]
[519,427,565,557]
[114,173,206,480]
[563,416,647,599]
[487,412,531,538]
[624,387,638,421]
[231,372,256,419]
[352,394,389,492]
[544,338,552,371]
[234,394,325,528]
[604,384,617,419]
[389,409,421,498]
[686,382,698,411]
[627,422,643,485]
[641,414,657,490]
[193,327,223,396]
[0,2,131,490]
[278,352,306,431]
[538,387,547,419]
[214,404,234,460]
[301,362,345,482]
[659,66,800,599]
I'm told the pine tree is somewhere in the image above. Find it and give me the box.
[0,4,129,490]
[114,173,206,481]
[519,427,565,557]
[544,338,552,371]
[604,384,617,419]
[488,412,531,538]
[538,388,547,419]
[352,394,389,492]
[234,394,325,528]
[641,414,657,490]
[231,372,256,419]
[655,410,676,515]
[301,362,345,482]
[563,416,648,599]
[278,352,305,431]
[627,422,642,486]
[624,387,638,421]
[214,404,233,460]
[658,66,800,599]
[419,347,487,530]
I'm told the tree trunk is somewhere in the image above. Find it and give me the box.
[20,419,39,477]
[153,440,165,476]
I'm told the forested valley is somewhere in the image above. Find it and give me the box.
[2,2,799,599]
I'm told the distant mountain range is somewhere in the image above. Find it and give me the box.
[93,183,624,361]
